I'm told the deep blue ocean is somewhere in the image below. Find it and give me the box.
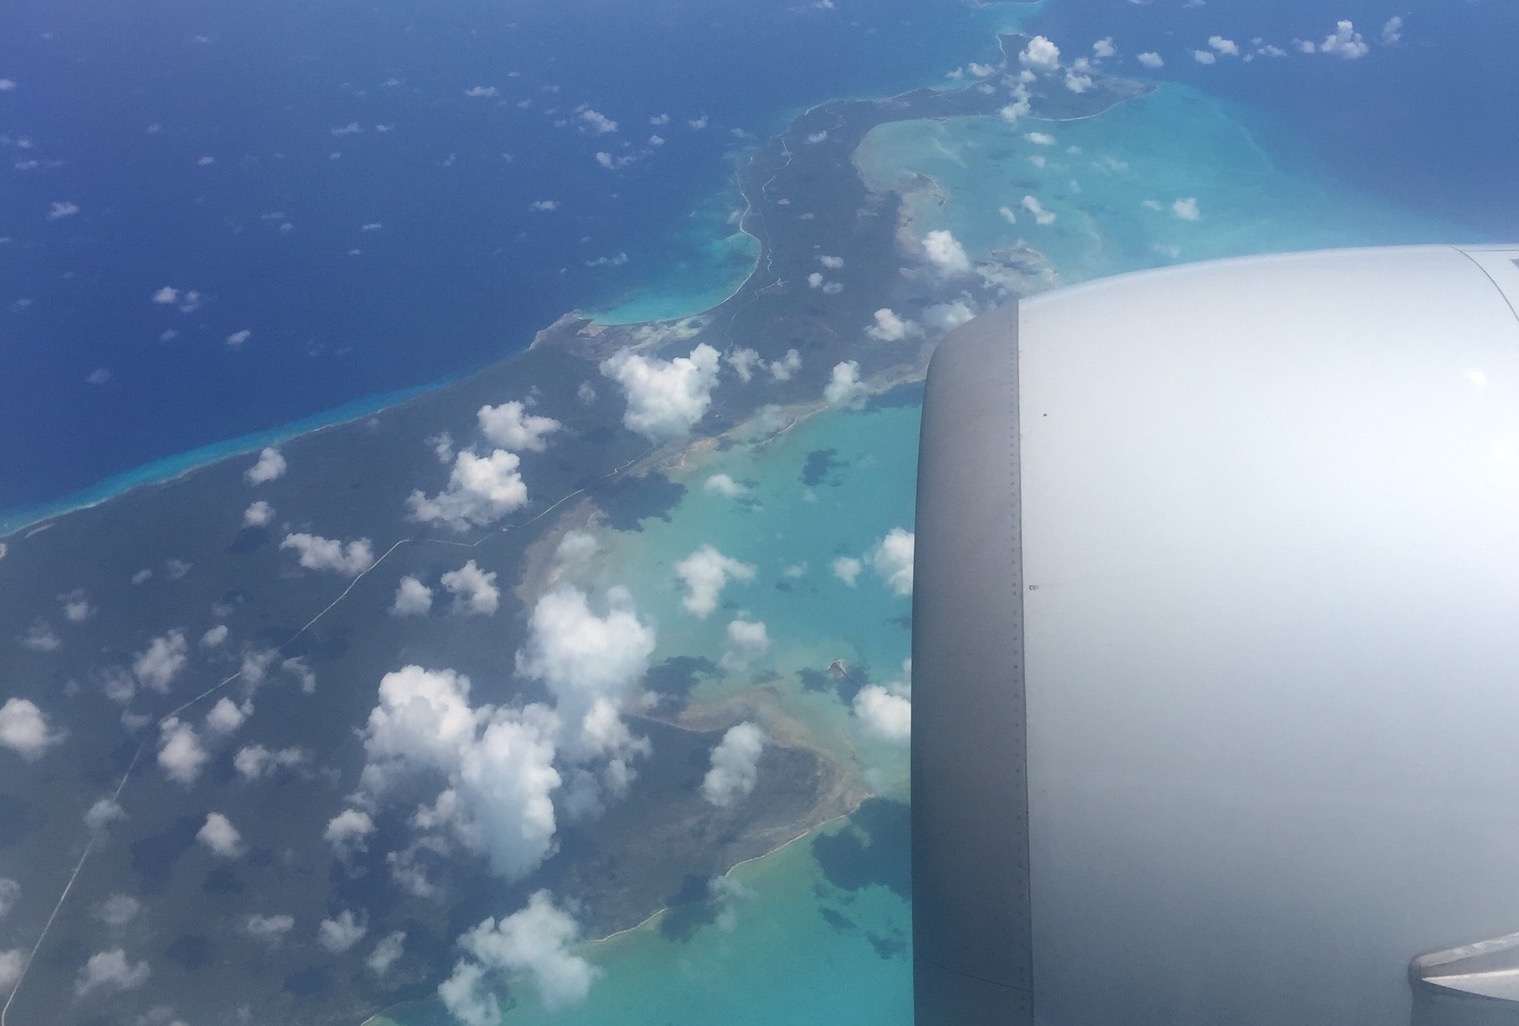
[2,0,1516,514]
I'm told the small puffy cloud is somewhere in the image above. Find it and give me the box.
[0,698,64,760]
[46,200,80,220]
[832,555,863,586]
[84,798,126,835]
[865,308,922,343]
[23,620,60,651]
[1193,49,1217,65]
[727,347,761,382]
[807,271,824,289]
[408,449,528,531]
[1137,51,1164,68]
[552,531,599,577]
[245,447,286,485]
[823,361,867,409]
[280,533,375,575]
[701,722,766,807]
[204,696,250,735]
[391,575,434,616]
[318,910,368,955]
[478,400,561,452]
[1172,197,1201,221]
[196,812,244,857]
[853,664,912,743]
[1208,35,1239,56]
[769,349,802,382]
[449,891,599,1012]
[870,528,915,596]
[442,560,500,615]
[674,545,755,618]
[153,286,178,304]
[97,894,141,928]
[922,229,971,276]
[721,617,770,671]
[244,913,295,945]
[157,718,208,786]
[579,109,617,133]
[1093,37,1116,59]
[1021,194,1056,225]
[1064,72,1093,93]
[61,592,93,622]
[529,199,559,212]
[75,949,150,997]
[368,931,407,976]
[287,659,316,691]
[225,329,252,349]
[1019,35,1061,71]
[704,473,746,498]
[233,744,304,780]
[134,630,188,692]
[818,255,844,269]
[242,500,273,526]
[0,79,15,91]
[324,808,376,859]
[1025,131,1055,146]
[923,298,978,333]
[464,85,498,97]
[439,960,499,1026]
[1321,20,1369,58]
[599,343,721,442]
[1381,15,1402,45]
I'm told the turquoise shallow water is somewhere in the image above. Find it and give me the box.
[855,82,1475,290]
[376,813,912,1026]
[584,185,764,327]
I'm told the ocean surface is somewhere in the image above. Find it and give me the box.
[6,0,1519,1022]
[0,0,1027,512]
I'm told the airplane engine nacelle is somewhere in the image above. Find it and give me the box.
[911,245,1519,1026]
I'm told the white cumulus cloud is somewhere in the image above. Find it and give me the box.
[1137,51,1164,68]
[478,401,561,452]
[442,560,500,615]
[134,630,188,693]
[281,533,375,575]
[701,722,766,807]
[922,229,972,276]
[824,361,867,409]
[157,718,208,786]
[1321,20,1369,58]
[318,909,369,954]
[516,586,656,766]
[832,555,863,587]
[865,308,922,342]
[445,891,599,1013]
[673,545,755,618]
[870,528,915,596]
[0,698,64,760]
[1172,196,1201,220]
[197,812,244,857]
[391,575,434,616]
[704,473,746,498]
[245,447,286,485]
[242,500,274,527]
[408,449,528,531]
[75,949,150,997]
[1019,35,1061,71]
[599,343,721,442]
